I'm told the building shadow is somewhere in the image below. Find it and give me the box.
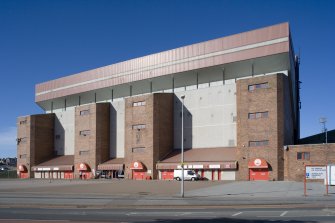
[54,116,65,156]
[110,105,117,158]
[174,95,193,150]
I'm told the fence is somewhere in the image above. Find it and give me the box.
[0,170,17,179]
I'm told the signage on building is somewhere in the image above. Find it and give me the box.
[209,164,220,169]
[305,166,326,179]
[254,159,262,166]
[327,165,335,186]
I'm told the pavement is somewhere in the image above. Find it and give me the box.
[0,179,334,208]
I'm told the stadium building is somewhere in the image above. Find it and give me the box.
[17,22,305,181]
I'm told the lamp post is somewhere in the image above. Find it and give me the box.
[181,95,185,198]
[320,117,328,144]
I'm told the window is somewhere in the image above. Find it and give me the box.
[80,109,90,116]
[79,130,91,136]
[248,82,269,92]
[19,154,27,159]
[133,101,146,107]
[132,147,145,153]
[55,135,61,140]
[248,111,269,119]
[79,150,89,155]
[20,120,27,125]
[132,124,146,130]
[249,140,269,147]
[297,152,310,160]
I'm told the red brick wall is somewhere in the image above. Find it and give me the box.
[124,93,173,180]
[74,103,110,178]
[17,114,55,178]
[236,73,294,181]
[284,143,335,181]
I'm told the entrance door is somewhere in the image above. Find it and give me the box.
[249,168,269,181]
[133,170,147,180]
[161,170,174,180]
[19,172,29,179]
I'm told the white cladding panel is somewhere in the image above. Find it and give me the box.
[110,100,125,158]
[54,110,75,155]
[174,84,236,149]
[221,171,236,180]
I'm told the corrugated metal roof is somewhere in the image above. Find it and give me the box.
[35,23,290,102]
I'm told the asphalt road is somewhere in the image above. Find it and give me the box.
[0,207,335,223]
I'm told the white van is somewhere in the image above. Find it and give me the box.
[174,169,200,181]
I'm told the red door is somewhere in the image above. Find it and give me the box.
[82,172,91,180]
[64,172,73,179]
[161,170,174,180]
[249,168,269,181]
[133,170,147,180]
[19,172,29,179]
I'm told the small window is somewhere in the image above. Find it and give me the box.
[133,101,146,107]
[132,124,146,130]
[79,130,91,136]
[187,170,194,175]
[297,152,310,160]
[248,113,256,119]
[55,135,61,140]
[19,154,27,159]
[248,85,255,91]
[262,111,269,118]
[248,82,269,92]
[80,109,90,116]
[79,150,89,155]
[249,140,269,147]
[248,111,269,119]
[20,120,27,125]
[132,147,145,153]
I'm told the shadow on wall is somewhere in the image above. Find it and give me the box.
[110,105,117,158]
[174,95,193,150]
[54,116,65,156]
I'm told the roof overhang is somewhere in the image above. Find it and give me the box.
[157,161,237,170]
[35,23,291,105]
[32,165,73,171]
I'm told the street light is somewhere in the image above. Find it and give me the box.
[180,95,185,198]
[320,117,328,144]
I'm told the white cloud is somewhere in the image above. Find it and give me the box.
[0,127,17,157]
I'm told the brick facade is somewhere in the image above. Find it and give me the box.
[17,114,55,178]
[124,93,174,180]
[74,103,110,178]
[284,143,335,181]
[236,73,295,181]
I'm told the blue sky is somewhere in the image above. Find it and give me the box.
[0,0,334,157]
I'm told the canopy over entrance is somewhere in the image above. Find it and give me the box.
[130,161,145,170]
[248,158,268,169]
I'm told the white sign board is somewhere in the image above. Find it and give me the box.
[306,166,326,179]
[327,165,335,186]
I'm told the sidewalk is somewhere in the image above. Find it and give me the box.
[0,179,334,208]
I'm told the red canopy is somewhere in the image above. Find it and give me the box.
[78,163,90,171]
[248,158,268,169]
[18,164,27,172]
[130,161,145,170]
